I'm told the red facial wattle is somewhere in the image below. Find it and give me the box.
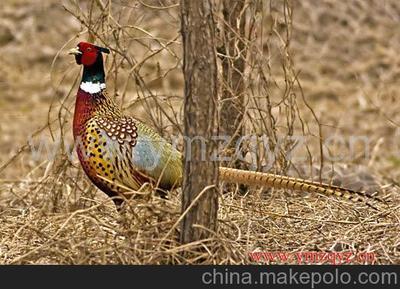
[78,42,99,66]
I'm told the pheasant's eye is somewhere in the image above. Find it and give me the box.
[87,47,92,52]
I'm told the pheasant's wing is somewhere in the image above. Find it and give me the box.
[94,116,182,192]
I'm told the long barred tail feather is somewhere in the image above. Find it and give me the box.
[219,167,386,210]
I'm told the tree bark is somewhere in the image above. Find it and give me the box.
[180,0,219,243]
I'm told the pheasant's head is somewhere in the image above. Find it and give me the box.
[68,42,110,67]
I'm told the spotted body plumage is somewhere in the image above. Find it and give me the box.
[73,88,183,201]
[97,116,138,146]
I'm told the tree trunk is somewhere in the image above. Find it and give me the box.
[220,0,247,162]
[180,0,219,243]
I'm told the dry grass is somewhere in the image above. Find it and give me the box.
[0,0,399,264]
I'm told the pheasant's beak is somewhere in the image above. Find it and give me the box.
[68,47,82,55]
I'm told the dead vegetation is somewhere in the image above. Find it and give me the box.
[0,0,399,264]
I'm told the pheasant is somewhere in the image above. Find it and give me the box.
[68,42,384,209]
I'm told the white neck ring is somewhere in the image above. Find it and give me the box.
[80,81,106,94]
